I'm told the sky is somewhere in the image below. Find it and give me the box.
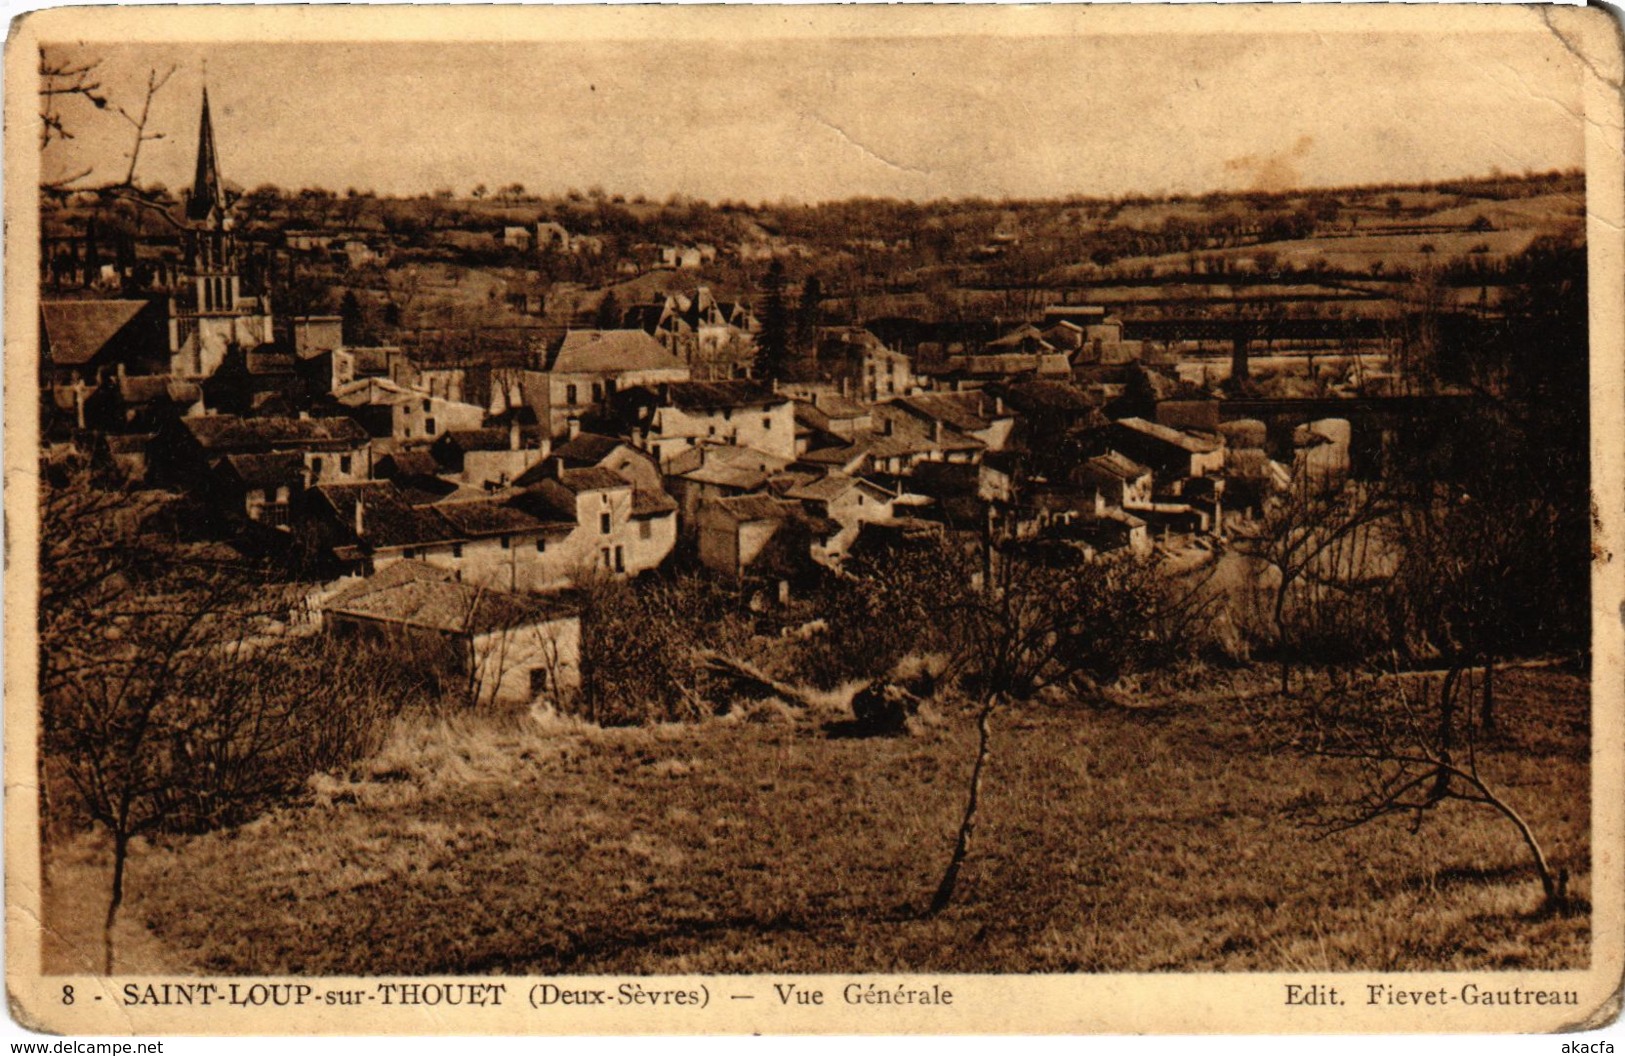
[37,21,1587,204]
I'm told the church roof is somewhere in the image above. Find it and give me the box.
[187,88,227,223]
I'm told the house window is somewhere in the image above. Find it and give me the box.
[340,455,352,475]
[425,417,436,435]
[311,457,324,479]
[592,382,603,401]
[423,399,432,412]
[535,537,547,553]
[599,512,612,535]
[614,545,625,573]
[530,667,552,696]
[500,534,511,549]
[762,416,772,430]
[566,383,578,405]
[453,543,464,558]
[404,548,417,559]
[601,547,612,569]
[639,519,652,541]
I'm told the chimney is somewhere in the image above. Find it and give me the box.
[995,395,1005,416]
[116,362,127,382]
[552,456,565,479]
[354,494,365,538]
[298,410,310,420]
[509,419,521,451]
[567,417,582,440]
[933,419,943,445]
[538,436,552,461]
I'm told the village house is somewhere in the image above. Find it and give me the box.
[1107,417,1226,486]
[635,379,797,465]
[508,463,678,586]
[519,329,691,439]
[801,403,984,477]
[211,451,308,531]
[696,494,837,581]
[321,560,581,708]
[325,375,485,445]
[503,226,534,251]
[514,429,664,494]
[769,471,897,561]
[152,413,372,490]
[1077,451,1155,511]
[40,299,172,393]
[807,327,918,402]
[892,392,1016,453]
[309,480,465,573]
[623,286,758,379]
[430,422,551,489]
[662,443,793,527]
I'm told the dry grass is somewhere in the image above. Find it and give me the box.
[80,667,1588,976]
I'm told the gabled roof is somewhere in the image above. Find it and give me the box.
[549,329,687,375]
[41,300,152,366]
[662,380,782,412]
[1113,417,1221,454]
[434,500,551,538]
[324,561,576,636]
[779,472,889,505]
[556,466,631,493]
[551,432,627,465]
[894,394,992,433]
[181,414,368,452]
[437,427,545,454]
[377,450,440,479]
[312,481,462,550]
[218,452,306,489]
[1084,451,1152,482]
[631,487,678,517]
[332,376,416,408]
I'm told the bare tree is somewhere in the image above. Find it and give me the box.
[39,45,177,215]
[845,531,1177,915]
[1297,664,1566,910]
[1233,473,1394,694]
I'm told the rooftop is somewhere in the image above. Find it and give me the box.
[662,379,782,412]
[1113,417,1222,454]
[181,414,368,451]
[41,300,153,366]
[324,561,577,636]
[549,329,686,375]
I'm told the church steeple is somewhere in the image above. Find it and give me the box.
[186,87,225,223]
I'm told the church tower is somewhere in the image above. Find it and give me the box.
[170,85,273,379]
[185,88,240,315]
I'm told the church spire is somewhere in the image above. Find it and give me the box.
[186,87,225,223]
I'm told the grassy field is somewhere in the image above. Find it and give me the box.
[46,666,1589,976]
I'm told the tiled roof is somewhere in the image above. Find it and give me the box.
[218,451,306,489]
[324,561,577,635]
[1113,417,1221,454]
[41,300,152,366]
[313,481,462,550]
[439,427,545,453]
[550,329,686,375]
[556,466,629,493]
[551,432,625,465]
[663,380,781,412]
[182,414,369,452]
[999,380,1097,414]
[1084,451,1151,482]
[377,450,440,479]
[434,500,551,538]
[894,394,991,433]
[706,494,803,524]
[631,487,678,516]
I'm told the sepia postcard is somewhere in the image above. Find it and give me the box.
[5,2,1623,1037]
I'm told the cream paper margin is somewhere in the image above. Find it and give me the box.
[4,3,1622,1037]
